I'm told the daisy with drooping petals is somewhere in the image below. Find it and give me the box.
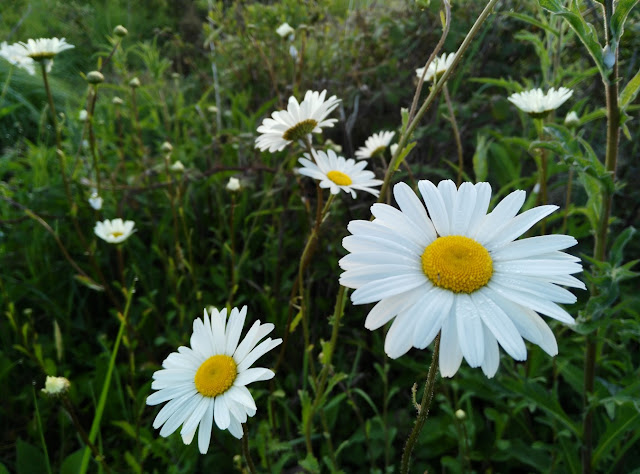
[339,180,583,378]
[255,90,341,152]
[508,87,573,118]
[146,306,282,454]
[0,41,36,75]
[415,52,456,82]
[298,149,383,198]
[355,131,396,160]
[18,37,74,61]
[94,218,135,244]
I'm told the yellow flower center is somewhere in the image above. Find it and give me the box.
[110,231,123,238]
[326,170,352,186]
[194,355,237,397]
[421,235,493,293]
[282,119,318,141]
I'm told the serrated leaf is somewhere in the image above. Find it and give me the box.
[610,226,636,266]
[610,0,640,51]
[593,406,640,466]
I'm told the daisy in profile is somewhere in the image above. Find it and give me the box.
[415,52,456,82]
[339,180,583,378]
[298,149,383,198]
[94,218,135,244]
[146,306,282,454]
[255,90,341,152]
[355,131,395,160]
[18,37,74,62]
[508,87,573,118]
[0,41,36,75]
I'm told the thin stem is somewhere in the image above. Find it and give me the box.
[400,333,441,474]
[87,85,102,196]
[443,83,464,185]
[33,387,53,474]
[241,424,257,474]
[0,64,14,107]
[561,168,574,234]
[534,118,548,232]
[379,0,500,202]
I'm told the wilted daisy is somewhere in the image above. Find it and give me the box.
[355,131,395,160]
[94,218,135,244]
[18,37,74,61]
[0,41,36,75]
[255,90,341,152]
[508,87,573,118]
[339,180,583,378]
[146,306,282,454]
[415,52,456,82]
[298,149,383,198]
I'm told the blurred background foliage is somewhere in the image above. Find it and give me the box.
[1,0,639,472]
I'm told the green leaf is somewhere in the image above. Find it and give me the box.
[506,11,560,35]
[593,406,640,465]
[73,274,104,292]
[0,462,9,474]
[299,453,320,473]
[472,134,490,182]
[620,66,640,109]
[61,450,84,474]
[610,0,640,51]
[539,0,608,79]
[16,439,47,474]
[610,226,636,266]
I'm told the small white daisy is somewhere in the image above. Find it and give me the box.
[94,218,135,244]
[298,149,383,198]
[339,180,584,378]
[17,37,74,61]
[508,87,573,118]
[355,131,395,160]
[0,41,36,75]
[146,306,282,454]
[276,22,295,38]
[255,90,341,152]
[415,52,456,82]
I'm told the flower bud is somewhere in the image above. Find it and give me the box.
[455,409,466,420]
[161,141,173,153]
[564,111,580,128]
[86,70,104,84]
[170,161,185,173]
[129,77,141,88]
[112,96,124,106]
[114,25,129,37]
[42,376,70,396]
[79,110,88,121]
[226,177,241,192]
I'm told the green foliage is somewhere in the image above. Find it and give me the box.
[1,0,639,473]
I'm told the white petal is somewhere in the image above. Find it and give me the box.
[350,275,428,305]
[455,294,485,367]
[471,290,527,360]
[493,259,582,276]
[484,205,558,250]
[466,183,492,236]
[371,203,430,247]
[393,182,437,242]
[418,180,450,236]
[384,310,417,359]
[439,307,463,377]
[235,367,275,386]
[364,287,425,330]
[225,306,247,355]
[488,281,575,324]
[236,338,281,372]
[480,325,500,378]
[450,182,477,235]
[197,400,215,454]
[147,384,196,406]
[214,392,231,429]
[491,235,578,261]
[412,289,455,349]
[491,273,577,304]
[227,417,243,439]
[227,385,257,410]
[180,396,210,437]
[159,393,200,437]
[473,190,526,243]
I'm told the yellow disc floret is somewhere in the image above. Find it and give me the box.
[194,355,237,397]
[283,119,318,141]
[326,170,353,186]
[111,232,123,238]
[421,235,493,293]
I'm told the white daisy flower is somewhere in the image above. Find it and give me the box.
[94,218,135,244]
[0,41,36,75]
[17,37,74,61]
[339,180,584,378]
[276,22,295,38]
[298,149,383,198]
[226,177,241,192]
[146,306,282,454]
[508,87,573,118]
[255,90,341,152]
[355,131,395,160]
[415,52,456,82]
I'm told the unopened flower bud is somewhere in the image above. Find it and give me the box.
[112,96,124,106]
[161,141,173,153]
[170,161,185,173]
[207,105,218,114]
[564,111,580,127]
[455,409,466,420]
[42,376,70,396]
[86,70,104,84]
[226,177,241,192]
[114,25,129,37]
[129,77,141,88]
[79,110,88,121]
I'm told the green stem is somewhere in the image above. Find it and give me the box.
[78,281,136,474]
[443,83,464,185]
[379,0,500,201]
[583,3,620,472]
[241,424,257,474]
[33,387,53,474]
[400,333,441,474]
[87,85,102,197]
[0,65,14,107]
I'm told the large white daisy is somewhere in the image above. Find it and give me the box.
[354,131,395,160]
[415,52,456,82]
[94,218,135,244]
[147,307,282,454]
[255,90,341,152]
[508,87,573,118]
[339,180,583,378]
[17,37,74,61]
[298,149,383,198]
